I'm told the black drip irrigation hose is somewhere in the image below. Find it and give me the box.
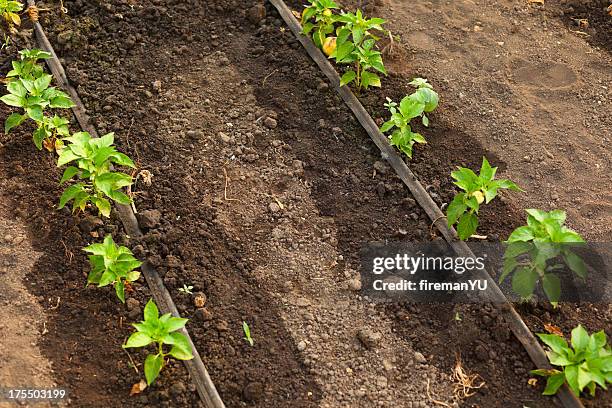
[267,0,585,407]
[25,2,226,407]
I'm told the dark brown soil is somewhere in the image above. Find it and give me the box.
[0,0,609,407]
[548,0,612,51]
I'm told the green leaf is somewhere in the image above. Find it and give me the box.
[571,325,589,352]
[380,120,394,133]
[112,152,136,168]
[563,251,587,279]
[167,333,194,361]
[542,372,566,395]
[108,190,132,205]
[495,179,522,191]
[123,332,153,348]
[98,269,116,287]
[26,105,44,122]
[58,183,86,209]
[525,209,548,222]
[479,157,495,181]
[7,80,27,97]
[163,316,188,333]
[421,115,429,127]
[589,331,607,350]
[59,164,80,183]
[456,212,478,241]
[115,280,126,303]
[399,96,425,120]
[537,333,569,354]
[340,70,357,87]
[565,364,580,396]
[1,93,25,107]
[499,256,518,284]
[504,242,532,258]
[49,95,75,109]
[446,193,467,227]
[361,71,381,89]
[4,112,26,134]
[92,197,111,218]
[542,273,561,304]
[507,226,535,242]
[33,74,52,93]
[144,299,159,322]
[57,148,80,167]
[512,267,538,299]
[144,353,164,385]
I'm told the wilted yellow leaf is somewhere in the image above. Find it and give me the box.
[544,323,563,337]
[130,379,147,396]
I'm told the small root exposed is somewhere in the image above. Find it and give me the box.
[452,353,485,400]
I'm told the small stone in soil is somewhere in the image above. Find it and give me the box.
[268,202,281,213]
[357,328,382,350]
[138,209,161,229]
[264,116,278,129]
[195,308,213,321]
[414,351,427,364]
[242,382,264,402]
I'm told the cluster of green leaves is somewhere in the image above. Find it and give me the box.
[446,157,521,240]
[58,131,135,217]
[123,299,194,385]
[300,4,388,91]
[532,325,611,397]
[500,209,586,305]
[332,10,387,91]
[2,49,75,150]
[301,0,339,48]
[84,235,142,303]
[380,78,439,158]
[0,0,22,27]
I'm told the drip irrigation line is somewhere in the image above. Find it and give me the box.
[25,2,225,406]
[268,0,584,407]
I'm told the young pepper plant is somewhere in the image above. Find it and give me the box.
[531,325,611,397]
[83,235,142,303]
[380,78,439,158]
[446,157,521,240]
[500,209,586,305]
[2,74,75,140]
[300,0,339,49]
[58,131,135,217]
[123,299,194,385]
[331,10,387,91]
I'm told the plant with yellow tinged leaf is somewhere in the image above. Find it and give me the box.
[300,0,339,49]
[0,0,23,31]
[446,157,522,240]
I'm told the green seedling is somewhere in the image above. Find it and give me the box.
[500,209,586,305]
[0,0,23,29]
[123,299,194,385]
[83,235,142,303]
[332,9,387,91]
[2,74,74,133]
[57,131,135,217]
[178,284,193,295]
[300,0,339,49]
[531,325,611,397]
[243,321,254,346]
[380,78,439,158]
[7,49,52,81]
[446,157,521,240]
